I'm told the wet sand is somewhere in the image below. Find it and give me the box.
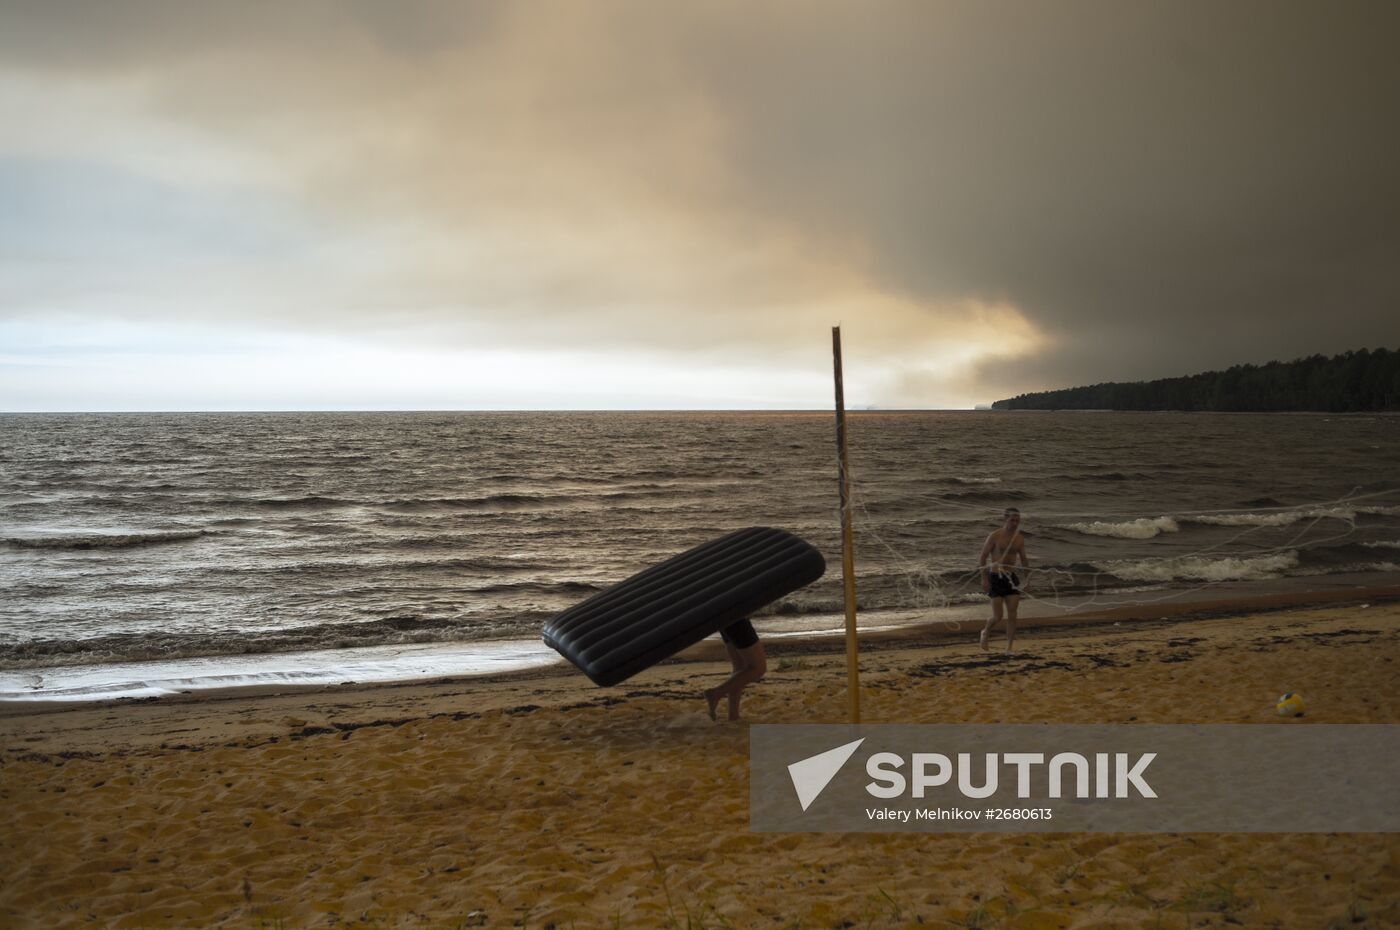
[2,593,1398,929]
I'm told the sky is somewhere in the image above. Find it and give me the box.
[2,0,1398,411]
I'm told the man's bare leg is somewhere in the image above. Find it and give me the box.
[1004,595,1019,654]
[707,644,763,721]
[705,643,766,721]
[981,598,1004,651]
[705,645,745,720]
[725,653,766,721]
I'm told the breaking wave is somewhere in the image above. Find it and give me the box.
[1061,517,1181,539]
[1059,504,1400,538]
[1184,504,1400,528]
[1093,552,1300,583]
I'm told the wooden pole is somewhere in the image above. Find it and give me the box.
[832,326,861,724]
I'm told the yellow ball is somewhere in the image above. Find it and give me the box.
[1275,692,1305,717]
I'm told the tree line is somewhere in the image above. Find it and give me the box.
[991,347,1400,412]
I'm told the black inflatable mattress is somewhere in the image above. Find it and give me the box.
[541,526,826,686]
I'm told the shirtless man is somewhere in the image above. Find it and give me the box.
[979,508,1029,654]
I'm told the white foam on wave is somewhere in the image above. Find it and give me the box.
[1094,551,1300,583]
[1186,504,1400,528]
[1062,516,1180,539]
[950,592,992,605]
[1363,540,1400,550]
[0,640,562,703]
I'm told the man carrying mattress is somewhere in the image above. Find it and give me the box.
[540,527,823,714]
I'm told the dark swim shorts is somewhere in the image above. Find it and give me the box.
[720,618,759,649]
[987,572,1020,599]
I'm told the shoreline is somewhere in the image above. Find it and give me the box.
[3,581,1397,714]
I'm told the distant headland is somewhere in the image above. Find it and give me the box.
[992,348,1399,412]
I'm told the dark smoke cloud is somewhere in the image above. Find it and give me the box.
[3,0,1397,403]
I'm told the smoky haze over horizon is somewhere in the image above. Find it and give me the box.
[2,1,1398,410]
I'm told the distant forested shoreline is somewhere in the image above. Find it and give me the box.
[991,348,1400,411]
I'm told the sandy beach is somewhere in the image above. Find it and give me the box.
[3,593,1398,929]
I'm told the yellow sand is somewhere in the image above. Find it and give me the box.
[2,602,1398,929]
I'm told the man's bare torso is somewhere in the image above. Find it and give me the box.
[984,529,1024,573]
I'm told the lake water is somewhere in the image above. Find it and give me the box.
[3,411,1397,699]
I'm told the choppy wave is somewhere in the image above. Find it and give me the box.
[376,493,561,512]
[1023,543,1398,589]
[1093,552,1300,583]
[198,555,559,579]
[3,529,211,551]
[374,488,680,514]
[941,489,1030,503]
[1085,549,1399,585]
[1054,504,1400,537]
[1061,517,1180,539]
[1055,471,1151,482]
[248,496,353,510]
[465,580,603,598]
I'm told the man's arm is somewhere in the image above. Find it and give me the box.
[979,534,994,589]
[1015,533,1030,585]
